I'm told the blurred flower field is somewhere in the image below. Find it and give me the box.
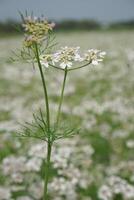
[0,31,134,200]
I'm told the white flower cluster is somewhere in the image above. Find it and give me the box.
[40,46,106,69]
[126,140,134,148]
[1,138,94,200]
[2,155,43,184]
[84,49,106,65]
[98,176,134,200]
[49,177,77,199]
[0,187,11,200]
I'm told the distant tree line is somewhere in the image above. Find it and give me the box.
[0,20,22,34]
[109,20,134,30]
[0,19,134,34]
[55,20,101,30]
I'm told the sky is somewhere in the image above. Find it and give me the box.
[0,0,134,23]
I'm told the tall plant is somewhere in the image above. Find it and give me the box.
[16,14,106,200]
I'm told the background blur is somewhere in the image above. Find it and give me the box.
[0,0,134,33]
[0,1,134,200]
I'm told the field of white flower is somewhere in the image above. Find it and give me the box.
[0,31,134,200]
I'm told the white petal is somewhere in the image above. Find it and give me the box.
[88,49,93,53]
[44,63,49,68]
[60,62,66,69]
[98,59,103,62]
[74,54,81,61]
[67,62,72,68]
[53,58,59,63]
[101,51,106,55]
[41,61,49,68]
[99,51,106,58]
[92,60,99,65]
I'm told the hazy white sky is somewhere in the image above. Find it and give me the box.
[0,0,134,22]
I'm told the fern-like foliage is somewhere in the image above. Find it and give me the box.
[18,109,79,143]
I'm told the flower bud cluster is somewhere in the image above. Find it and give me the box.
[40,46,106,69]
[22,16,55,47]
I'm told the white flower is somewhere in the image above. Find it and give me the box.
[99,51,106,58]
[74,53,83,62]
[98,185,113,200]
[52,52,61,63]
[11,173,23,183]
[28,143,47,158]
[40,54,53,68]
[60,61,72,69]
[123,184,134,199]
[2,156,26,175]
[84,49,106,65]
[52,46,81,68]
[29,182,43,199]
[17,196,33,200]
[25,157,42,172]
[41,60,49,68]
[40,47,106,69]
[126,140,134,148]
[0,187,11,200]
[92,59,100,65]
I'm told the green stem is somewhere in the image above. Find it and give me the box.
[49,61,91,72]
[35,44,52,200]
[34,44,52,199]
[55,67,68,128]
[68,61,91,71]
[43,141,52,200]
[34,44,50,130]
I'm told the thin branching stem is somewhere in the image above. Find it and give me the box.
[34,43,50,131]
[68,61,91,71]
[49,62,91,72]
[49,63,64,71]
[55,67,68,129]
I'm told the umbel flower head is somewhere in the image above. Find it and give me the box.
[22,15,55,47]
[40,46,106,69]
[84,49,106,65]
[53,46,83,68]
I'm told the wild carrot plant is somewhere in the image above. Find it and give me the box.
[15,14,106,200]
